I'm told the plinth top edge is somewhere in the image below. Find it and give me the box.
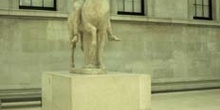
[43,71,151,78]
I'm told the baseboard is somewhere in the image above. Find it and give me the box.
[0,88,41,108]
[152,79,220,93]
[0,88,41,98]
[1,101,41,109]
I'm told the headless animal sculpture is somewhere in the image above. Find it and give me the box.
[68,0,120,68]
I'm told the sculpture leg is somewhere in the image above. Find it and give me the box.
[71,42,77,68]
[107,19,120,41]
[68,21,76,68]
[97,29,106,68]
[68,0,83,43]
[84,23,97,68]
[68,2,82,68]
[80,31,84,51]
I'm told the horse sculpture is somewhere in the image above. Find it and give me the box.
[68,0,120,69]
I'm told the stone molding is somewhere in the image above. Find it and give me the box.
[111,15,220,27]
[0,9,219,27]
[0,9,67,19]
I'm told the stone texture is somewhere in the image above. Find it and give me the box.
[0,18,70,90]
[153,0,188,19]
[0,0,9,9]
[42,72,151,110]
[0,0,220,91]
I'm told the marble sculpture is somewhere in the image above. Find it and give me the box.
[68,0,120,69]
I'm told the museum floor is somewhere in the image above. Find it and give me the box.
[2,89,220,110]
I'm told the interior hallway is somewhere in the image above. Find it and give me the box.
[2,89,220,110]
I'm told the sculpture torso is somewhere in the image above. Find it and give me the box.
[82,0,110,28]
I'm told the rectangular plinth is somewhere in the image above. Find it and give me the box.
[42,72,151,110]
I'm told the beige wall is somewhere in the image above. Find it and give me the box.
[110,21,220,81]
[0,16,220,90]
[0,0,220,91]
[0,17,70,89]
[0,0,20,9]
[217,0,220,20]
[0,0,10,9]
[152,0,188,19]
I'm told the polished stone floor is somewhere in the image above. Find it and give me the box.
[152,89,220,110]
[2,89,220,110]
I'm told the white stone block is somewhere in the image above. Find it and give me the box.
[42,72,151,110]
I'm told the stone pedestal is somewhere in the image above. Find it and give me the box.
[42,72,151,110]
